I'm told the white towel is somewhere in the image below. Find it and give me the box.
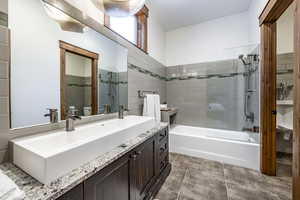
[143,94,155,118]
[153,95,161,124]
[143,94,161,124]
[0,170,25,200]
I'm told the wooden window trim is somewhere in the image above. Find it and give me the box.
[59,41,99,120]
[104,6,149,54]
[136,6,148,53]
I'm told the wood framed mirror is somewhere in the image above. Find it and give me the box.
[60,41,99,120]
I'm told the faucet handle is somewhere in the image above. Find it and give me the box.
[44,108,58,123]
[44,108,58,116]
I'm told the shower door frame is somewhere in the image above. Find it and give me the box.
[260,0,300,199]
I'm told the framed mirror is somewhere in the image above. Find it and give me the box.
[60,41,99,119]
[9,0,128,129]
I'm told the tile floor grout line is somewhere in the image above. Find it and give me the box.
[176,167,189,200]
[222,162,230,200]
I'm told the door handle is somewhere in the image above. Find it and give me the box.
[271,110,277,115]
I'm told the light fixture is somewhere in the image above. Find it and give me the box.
[90,0,146,17]
[42,1,87,33]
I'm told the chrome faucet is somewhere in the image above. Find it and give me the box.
[119,105,124,119]
[44,109,58,124]
[66,109,82,132]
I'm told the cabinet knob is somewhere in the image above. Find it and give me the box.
[136,151,142,155]
[131,154,137,159]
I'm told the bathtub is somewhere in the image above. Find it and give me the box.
[169,125,260,170]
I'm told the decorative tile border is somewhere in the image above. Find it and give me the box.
[128,64,167,81]
[277,68,293,75]
[67,83,91,87]
[100,79,128,85]
[129,63,248,82]
[0,11,8,27]
[166,72,245,81]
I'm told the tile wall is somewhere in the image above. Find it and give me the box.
[0,15,9,162]
[128,53,167,115]
[166,60,246,131]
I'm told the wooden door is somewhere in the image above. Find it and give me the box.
[293,0,300,199]
[84,154,135,200]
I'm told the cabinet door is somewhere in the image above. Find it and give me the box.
[57,184,83,200]
[84,154,134,200]
[133,137,157,200]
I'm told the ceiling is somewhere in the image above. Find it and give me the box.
[148,0,252,31]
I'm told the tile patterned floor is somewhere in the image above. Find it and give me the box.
[155,153,292,200]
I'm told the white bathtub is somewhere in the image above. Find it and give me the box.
[169,125,260,170]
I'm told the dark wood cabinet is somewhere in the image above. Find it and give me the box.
[132,137,157,200]
[84,153,135,200]
[57,184,83,200]
[57,127,170,200]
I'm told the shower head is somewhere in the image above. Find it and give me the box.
[238,55,250,66]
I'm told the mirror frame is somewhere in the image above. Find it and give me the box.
[59,41,99,120]
[8,0,133,132]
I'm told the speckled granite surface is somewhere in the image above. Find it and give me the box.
[0,123,168,200]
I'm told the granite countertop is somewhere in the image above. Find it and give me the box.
[0,123,168,200]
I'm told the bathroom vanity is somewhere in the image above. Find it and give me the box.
[3,119,170,200]
[2,1,171,199]
[60,127,170,200]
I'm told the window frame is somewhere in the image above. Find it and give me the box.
[104,5,149,53]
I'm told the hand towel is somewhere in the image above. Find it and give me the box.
[0,170,25,200]
[143,94,155,118]
[153,95,161,124]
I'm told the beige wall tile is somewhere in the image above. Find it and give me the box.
[0,149,7,163]
[0,79,9,96]
[0,60,8,79]
[0,26,9,44]
[0,44,9,61]
[0,115,9,131]
[0,97,9,114]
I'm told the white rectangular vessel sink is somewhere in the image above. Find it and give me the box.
[12,116,156,184]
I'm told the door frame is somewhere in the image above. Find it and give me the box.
[59,41,99,120]
[259,0,300,199]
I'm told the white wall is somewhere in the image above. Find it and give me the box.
[277,2,295,54]
[147,1,166,65]
[248,0,269,44]
[164,0,271,67]
[165,12,250,66]
[9,0,127,128]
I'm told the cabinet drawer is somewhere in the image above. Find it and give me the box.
[159,140,168,156]
[159,154,169,172]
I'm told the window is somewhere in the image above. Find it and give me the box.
[104,6,148,53]
[109,16,138,44]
